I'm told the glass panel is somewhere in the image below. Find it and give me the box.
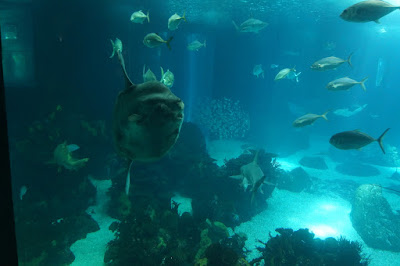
[2,0,399,265]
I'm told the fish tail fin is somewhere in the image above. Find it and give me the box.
[321,110,329,121]
[347,52,354,68]
[147,11,150,23]
[359,77,368,92]
[109,39,115,58]
[182,11,187,22]
[377,128,390,154]
[166,36,173,51]
[232,20,239,31]
[203,40,206,48]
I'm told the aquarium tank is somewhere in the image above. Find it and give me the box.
[2,0,400,265]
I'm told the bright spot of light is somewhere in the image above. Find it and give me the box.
[320,203,337,211]
[309,225,338,238]
[379,27,387,34]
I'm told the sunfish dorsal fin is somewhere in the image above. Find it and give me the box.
[252,150,260,164]
[117,50,134,88]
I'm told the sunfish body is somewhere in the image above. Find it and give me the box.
[293,111,329,127]
[327,77,368,91]
[329,128,390,154]
[232,18,268,33]
[143,33,173,50]
[340,0,400,23]
[311,54,353,71]
[113,46,184,162]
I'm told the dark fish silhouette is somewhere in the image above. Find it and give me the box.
[329,128,390,154]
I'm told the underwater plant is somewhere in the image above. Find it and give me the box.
[252,228,370,266]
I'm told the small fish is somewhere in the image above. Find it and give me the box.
[232,18,268,33]
[143,65,157,82]
[67,144,80,152]
[20,186,28,200]
[327,77,368,92]
[293,111,329,127]
[143,33,173,50]
[270,64,279,69]
[109,38,123,58]
[275,67,296,81]
[340,0,400,23]
[187,40,206,51]
[253,64,264,78]
[329,128,390,154]
[168,12,186,31]
[160,67,174,88]
[286,71,301,82]
[311,53,353,71]
[130,10,150,24]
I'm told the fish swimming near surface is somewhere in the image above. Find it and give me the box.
[112,39,184,195]
[109,38,122,58]
[253,64,264,78]
[232,18,268,33]
[187,40,206,51]
[329,128,390,154]
[130,10,150,24]
[327,77,368,91]
[340,0,400,23]
[311,53,353,71]
[160,67,174,88]
[143,65,157,82]
[274,67,296,81]
[168,12,186,30]
[143,33,173,50]
[230,150,265,192]
[293,111,329,127]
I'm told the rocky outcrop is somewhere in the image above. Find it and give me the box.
[350,184,400,252]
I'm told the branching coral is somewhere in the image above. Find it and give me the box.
[193,97,250,140]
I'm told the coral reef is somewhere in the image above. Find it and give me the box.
[277,167,312,192]
[252,228,369,265]
[192,97,250,140]
[351,184,400,252]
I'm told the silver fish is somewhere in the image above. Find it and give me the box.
[293,111,329,127]
[187,40,206,51]
[232,18,268,33]
[253,64,264,78]
[311,53,353,71]
[326,77,368,91]
[340,0,400,23]
[143,33,173,50]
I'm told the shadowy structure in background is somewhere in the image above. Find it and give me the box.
[0,25,19,266]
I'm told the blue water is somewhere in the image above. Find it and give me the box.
[3,0,400,265]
